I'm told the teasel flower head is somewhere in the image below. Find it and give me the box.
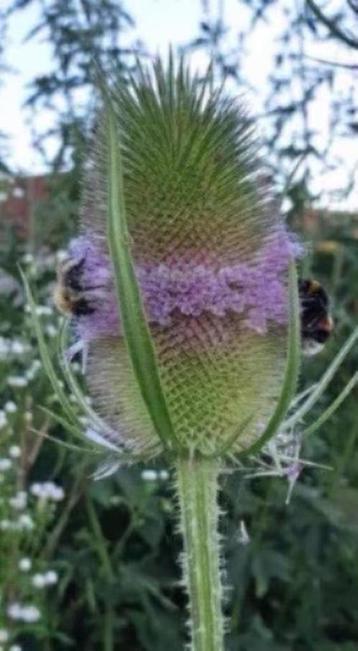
[56,59,303,460]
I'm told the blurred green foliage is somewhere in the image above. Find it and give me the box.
[0,202,357,650]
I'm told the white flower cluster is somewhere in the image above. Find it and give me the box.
[0,458,11,472]
[22,249,65,274]
[0,337,30,360]
[30,481,65,502]
[5,401,17,413]
[18,557,32,572]
[7,602,41,622]
[32,570,58,588]
[35,305,53,317]
[9,491,27,510]
[0,514,34,532]
[141,469,169,481]
[7,376,28,389]
[9,446,21,459]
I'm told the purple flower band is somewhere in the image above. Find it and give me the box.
[68,231,302,342]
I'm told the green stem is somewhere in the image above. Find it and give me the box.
[176,455,225,651]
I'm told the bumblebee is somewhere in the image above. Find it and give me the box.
[299,278,334,356]
[53,257,103,317]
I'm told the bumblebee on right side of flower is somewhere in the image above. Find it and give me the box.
[299,278,334,356]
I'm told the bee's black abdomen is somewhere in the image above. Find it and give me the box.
[299,278,333,354]
[72,299,95,316]
[315,329,331,343]
[65,258,86,291]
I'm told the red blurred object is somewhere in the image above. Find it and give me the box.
[0,174,49,238]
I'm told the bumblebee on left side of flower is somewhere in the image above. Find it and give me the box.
[53,256,105,317]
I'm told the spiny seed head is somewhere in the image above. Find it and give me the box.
[67,58,301,457]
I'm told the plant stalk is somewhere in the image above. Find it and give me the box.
[176,455,225,651]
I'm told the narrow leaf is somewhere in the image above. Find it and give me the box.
[302,372,358,437]
[104,96,179,450]
[284,325,358,428]
[241,261,301,457]
[22,271,81,427]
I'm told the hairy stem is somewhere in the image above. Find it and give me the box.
[176,455,225,651]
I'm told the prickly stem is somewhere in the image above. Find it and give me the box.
[175,455,225,651]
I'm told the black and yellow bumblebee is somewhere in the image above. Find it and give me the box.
[54,257,334,355]
[53,257,104,317]
[299,278,334,356]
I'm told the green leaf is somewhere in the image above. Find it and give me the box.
[21,270,81,427]
[104,95,179,451]
[241,261,301,457]
[302,372,358,437]
[284,325,358,429]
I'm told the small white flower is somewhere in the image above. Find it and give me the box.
[0,519,11,531]
[7,603,22,620]
[19,557,32,572]
[22,253,34,264]
[32,573,46,589]
[10,645,22,651]
[30,481,64,502]
[30,482,41,497]
[159,470,169,480]
[44,570,58,585]
[56,249,68,262]
[9,491,27,510]
[45,324,58,338]
[7,376,28,388]
[141,469,158,481]
[35,305,53,317]
[11,341,27,355]
[9,445,21,459]
[17,514,34,531]
[0,458,11,471]
[8,601,41,622]
[46,483,64,502]
[22,605,41,623]
[0,629,9,642]
[5,401,17,413]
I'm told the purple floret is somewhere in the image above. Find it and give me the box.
[68,229,302,342]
